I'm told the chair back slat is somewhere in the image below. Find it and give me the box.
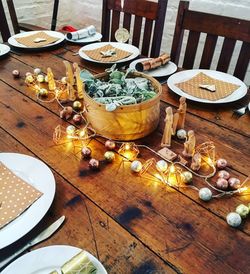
[141,19,153,56]
[6,0,19,34]
[171,0,250,81]
[183,31,200,69]
[102,0,168,57]
[200,34,218,69]
[216,38,236,72]
[123,12,131,32]
[0,0,11,42]
[51,0,59,31]
[111,10,120,41]
[132,16,142,47]
[234,42,250,80]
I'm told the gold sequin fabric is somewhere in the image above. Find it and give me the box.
[15,31,59,48]
[0,162,43,229]
[175,72,240,101]
[83,44,132,62]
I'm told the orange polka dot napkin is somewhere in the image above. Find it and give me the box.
[0,162,43,229]
[175,72,240,101]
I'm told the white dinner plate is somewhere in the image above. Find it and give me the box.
[66,32,102,44]
[1,245,107,274]
[0,153,55,249]
[129,58,177,77]
[0,44,10,57]
[8,31,65,49]
[167,69,248,104]
[248,103,250,112]
[79,42,140,64]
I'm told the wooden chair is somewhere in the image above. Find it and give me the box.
[170,1,250,81]
[101,0,168,57]
[0,0,59,42]
[0,0,11,42]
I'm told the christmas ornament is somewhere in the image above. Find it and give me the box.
[12,70,20,78]
[182,171,193,184]
[131,160,142,173]
[156,160,168,173]
[34,68,41,75]
[176,129,187,140]
[37,74,45,83]
[39,88,48,97]
[226,212,242,227]
[235,204,249,218]
[81,147,92,159]
[66,125,76,136]
[73,114,83,125]
[218,170,230,180]
[104,151,115,162]
[105,140,116,150]
[216,158,227,169]
[89,158,99,170]
[199,188,212,201]
[228,177,241,190]
[216,178,228,190]
[25,75,34,83]
[73,101,82,110]
[60,106,73,120]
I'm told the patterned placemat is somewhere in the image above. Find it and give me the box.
[82,44,132,62]
[0,162,43,229]
[15,31,60,48]
[175,72,240,101]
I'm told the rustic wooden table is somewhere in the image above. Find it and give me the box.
[0,44,250,274]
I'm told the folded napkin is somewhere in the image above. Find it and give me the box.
[83,44,132,62]
[66,26,96,41]
[0,162,43,229]
[175,72,240,101]
[135,53,171,72]
[15,31,59,48]
[49,250,97,274]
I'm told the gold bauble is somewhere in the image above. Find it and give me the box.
[182,171,193,184]
[73,101,82,110]
[39,88,48,97]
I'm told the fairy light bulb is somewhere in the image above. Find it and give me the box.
[79,129,86,138]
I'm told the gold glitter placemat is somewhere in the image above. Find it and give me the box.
[0,162,43,229]
[175,72,240,101]
[83,44,132,62]
[15,31,60,48]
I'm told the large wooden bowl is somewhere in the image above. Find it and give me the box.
[83,71,162,140]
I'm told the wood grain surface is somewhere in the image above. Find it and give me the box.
[0,45,249,274]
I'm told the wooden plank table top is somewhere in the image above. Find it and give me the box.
[0,44,250,274]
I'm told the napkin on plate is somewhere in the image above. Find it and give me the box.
[15,31,60,48]
[66,25,96,41]
[175,72,240,101]
[0,162,43,229]
[82,44,132,62]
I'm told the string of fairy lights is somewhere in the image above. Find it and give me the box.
[14,63,250,228]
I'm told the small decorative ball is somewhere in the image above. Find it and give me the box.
[61,77,67,84]
[89,158,99,170]
[235,204,249,218]
[156,160,168,172]
[25,75,34,83]
[73,114,83,125]
[248,203,250,211]
[216,178,228,190]
[34,68,41,75]
[25,72,32,77]
[39,88,48,97]
[176,129,187,140]
[218,170,230,180]
[216,158,228,169]
[37,74,45,83]
[66,125,76,136]
[60,106,73,120]
[228,177,241,190]
[131,160,143,173]
[12,70,20,78]
[199,187,212,201]
[73,101,82,110]
[182,171,193,184]
[104,151,115,162]
[45,75,49,82]
[226,212,242,227]
[81,147,92,159]
[105,140,116,150]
